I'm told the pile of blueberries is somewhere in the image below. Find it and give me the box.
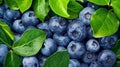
[0,2,118,67]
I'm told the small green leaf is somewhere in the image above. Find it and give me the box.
[12,29,46,56]
[0,0,2,4]
[112,39,120,59]
[16,0,32,13]
[67,0,83,19]
[0,22,14,40]
[0,27,12,47]
[44,50,70,67]
[116,61,120,67]
[3,50,21,67]
[90,8,119,38]
[4,0,19,10]
[111,0,120,20]
[33,0,50,22]
[49,0,70,18]
[88,0,110,5]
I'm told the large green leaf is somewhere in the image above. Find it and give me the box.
[44,50,70,67]
[12,29,46,56]
[90,8,119,38]
[3,50,21,67]
[4,0,19,10]
[0,27,12,47]
[88,0,110,5]
[116,61,120,67]
[0,22,14,40]
[0,0,2,4]
[112,39,120,59]
[67,0,83,19]
[49,0,70,18]
[16,0,32,13]
[33,0,50,22]
[111,0,120,20]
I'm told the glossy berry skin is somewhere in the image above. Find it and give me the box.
[86,39,100,52]
[81,63,89,67]
[49,16,68,34]
[83,51,97,64]
[79,7,95,25]
[90,61,102,67]
[0,44,8,64]
[99,34,118,49]
[86,26,93,38]
[98,50,116,67]
[53,33,70,46]
[22,56,39,67]
[37,21,52,37]
[13,19,26,33]
[69,59,81,67]
[41,38,57,56]
[39,56,46,67]
[4,9,21,22]
[0,7,4,18]
[57,46,66,51]
[67,19,86,41]
[22,11,39,26]
[67,41,85,59]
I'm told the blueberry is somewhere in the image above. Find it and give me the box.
[67,19,86,41]
[22,11,39,26]
[13,19,26,33]
[86,26,93,38]
[2,4,8,10]
[4,9,21,22]
[67,41,85,59]
[39,56,46,67]
[87,3,99,9]
[99,34,118,49]
[53,33,70,46]
[83,51,97,64]
[81,63,89,67]
[86,39,100,52]
[41,38,57,56]
[79,7,95,25]
[57,46,66,51]
[37,21,52,37]
[98,50,116,67]
[90,61,102,67]
[49,16,68,34]
[0,44,8,64]
[14,34,21,41]
[22,56,39,67]
[69,59,81,67]
[0,7,4,18]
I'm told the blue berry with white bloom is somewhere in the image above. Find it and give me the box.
[69,59,81,67]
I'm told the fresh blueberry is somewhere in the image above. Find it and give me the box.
[14,34,21,41]
[13,19,26,33]
[86,39,100,52]
[87,3,99,9]
[98,50,116,67]
[4,9,21,22]
[39,56,46,67]
[22,56,39,67]
[69,59,81,67]
[0,44,8,64]
[41,38,57,56]
[81,63,89,67]
[99,34,118,49]
[90,61,102,67]
[2,4,8,10]
[37,21,52,37]
[49,16,68,34]
[67,41,85,59]
[57,46,66,51]
[0,7,4,18]
[22,11,39,26]
[86,26,93,38]
[83,51,97,64]
[53,33,70,46]
[79,7,95,25]
[67,19,86,41]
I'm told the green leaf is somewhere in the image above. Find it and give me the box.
[88,0,110,5]
[49,0,70,18]
[3,50,21,67]
[12,29,46,56]
[44,50,70,67]
[4,0,19,10]
[0,22,14,40]
[16,0,32,13]
[33,0,50,22]
[0,27,12,47]
[0,0,2,4]
[111,0,120,20]
[112,39,120,59]
[67,0,83,19]
[90,8,119,38]
[116,61,120,67]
